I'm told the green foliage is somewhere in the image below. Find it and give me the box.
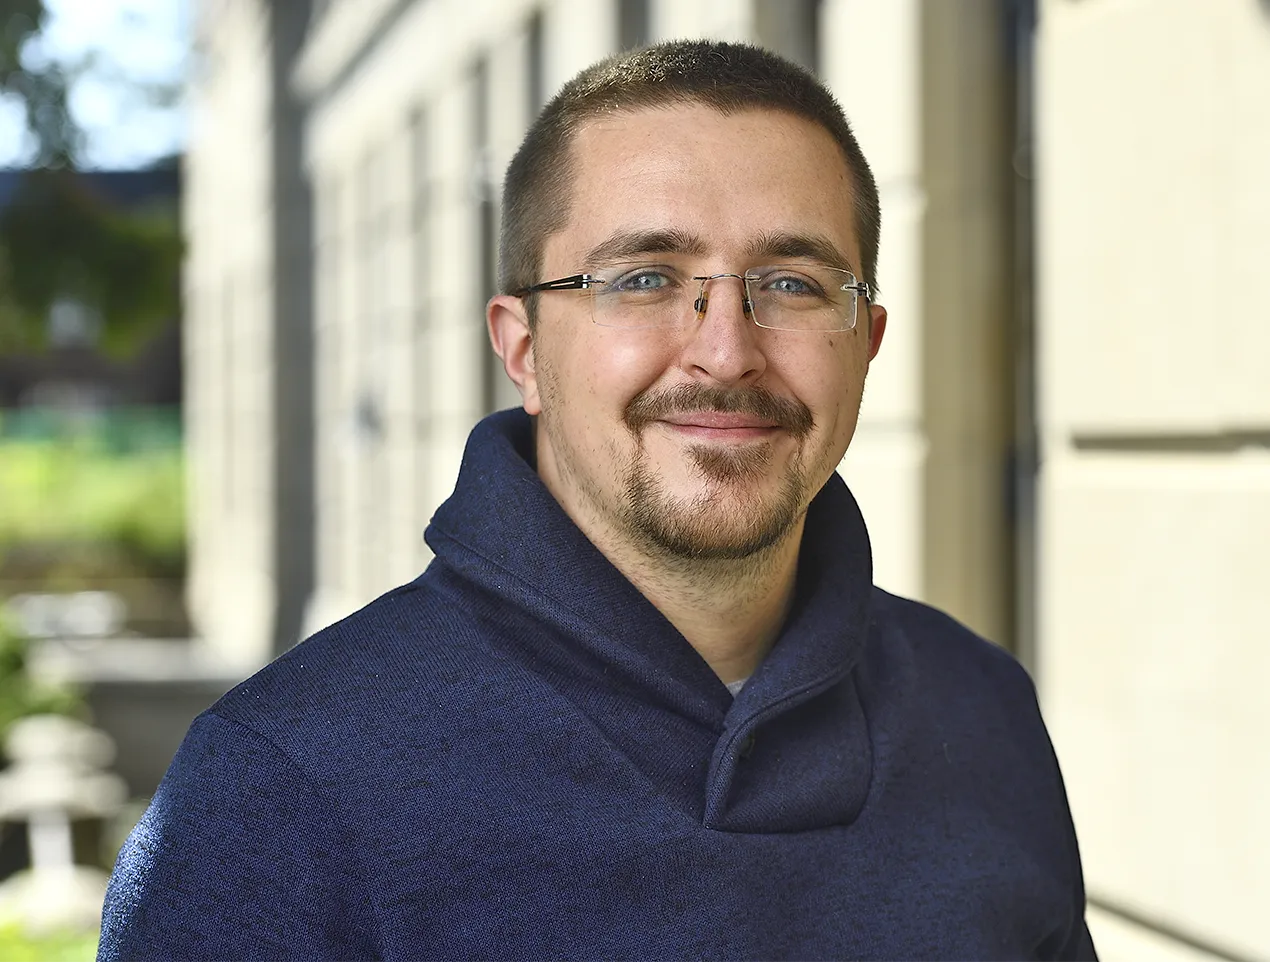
[0,435,185,572]
[0,0,78,169]
[0,0,184,355]
[0,922,97,962]
[0,613,82,736]
[0,169,182,356]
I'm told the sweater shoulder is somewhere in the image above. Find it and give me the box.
[870,585,1031,684]
[208,568,509,748]
[865,586,1045,736]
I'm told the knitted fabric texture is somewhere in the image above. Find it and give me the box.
[99,408,1096,961]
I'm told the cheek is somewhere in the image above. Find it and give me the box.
[832,352,869,425]
[776,336,858,396]
[782,340,868,442]
[589,334,679,403]
[551,330,675,425]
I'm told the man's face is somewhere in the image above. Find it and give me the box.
[501,104,885,562]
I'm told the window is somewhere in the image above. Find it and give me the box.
[618,0,651,50]
[754,0,822,74]
[526,10,546,117]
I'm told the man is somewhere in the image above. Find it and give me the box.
[100,40,1096,961]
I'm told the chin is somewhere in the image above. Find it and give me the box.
[623,458,807,562]
[628,501,802,561]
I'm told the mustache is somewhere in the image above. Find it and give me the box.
[623,384,814,438]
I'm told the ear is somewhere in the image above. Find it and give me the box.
[865,303,887,362]
[488,294,541,415]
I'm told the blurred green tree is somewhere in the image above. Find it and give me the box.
[1,0,77,167]
[0,611,82,737]
[0,0,182,356]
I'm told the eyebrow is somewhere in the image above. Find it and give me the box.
[744,230,856,273]
[583,228,709,267]
[580,227,857,274]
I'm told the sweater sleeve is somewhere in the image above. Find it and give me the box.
[97,711,380,962]
[1058,918,1099,961]
[1018,665,1098,962]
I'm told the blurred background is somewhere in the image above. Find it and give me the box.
[0,0,1266,959]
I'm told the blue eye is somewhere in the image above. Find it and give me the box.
[764,273,822,296]
[612,268,674,293]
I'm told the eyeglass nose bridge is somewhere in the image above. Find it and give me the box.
[691,272,755,320]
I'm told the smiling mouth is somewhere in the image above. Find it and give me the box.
[624,384,814,440]
[658,412,781,440]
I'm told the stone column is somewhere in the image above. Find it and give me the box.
[423,77,485,515]
[184,0,283,668]
[651,0,751,42]
[825,0,1013,645]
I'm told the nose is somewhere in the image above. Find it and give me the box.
[678,273,768,386]
[692,273,755,319]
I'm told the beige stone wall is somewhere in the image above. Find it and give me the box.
[1037,1,1270,958]
[829,0,1013,646]
[295,0,544,629]
[184,0,277,669]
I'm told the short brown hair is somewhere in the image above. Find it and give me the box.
[498,40,881,309]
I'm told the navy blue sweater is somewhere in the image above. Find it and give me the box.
[100,409,1095,961]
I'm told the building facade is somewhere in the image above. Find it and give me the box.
[183,1,1270,959]
[1035,2,1270,959]
[183,0,315,666]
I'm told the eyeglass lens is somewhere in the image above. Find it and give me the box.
[588,264,858,332]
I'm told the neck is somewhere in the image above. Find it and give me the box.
[613,527,803,684]
[535,437,803,683]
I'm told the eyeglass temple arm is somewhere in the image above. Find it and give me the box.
[515,274,599,296]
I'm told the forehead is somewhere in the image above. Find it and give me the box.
[546,104,860,269]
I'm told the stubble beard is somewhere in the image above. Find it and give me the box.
[619,384,816,562]
[622,440,810,561]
